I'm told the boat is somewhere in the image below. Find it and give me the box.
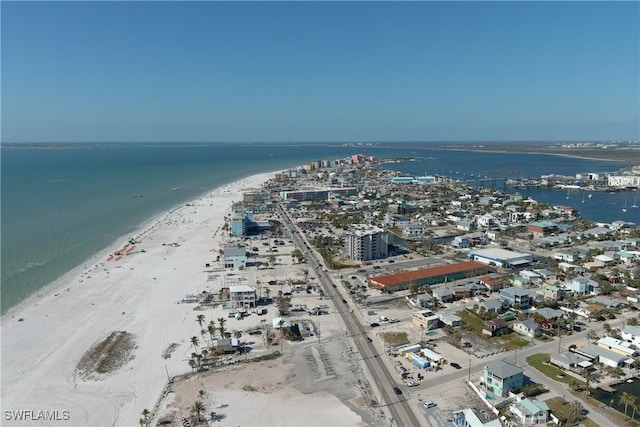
[588,194,593,199]
[627,379,634,383]
[581,193,586,204]
[622,199,628,212]
[632,196,638,209]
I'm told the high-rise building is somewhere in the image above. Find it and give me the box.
[345,225,388,261]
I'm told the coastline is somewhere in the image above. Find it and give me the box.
[0,170,277,426]
[427,146,637,164]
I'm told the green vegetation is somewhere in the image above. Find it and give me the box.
[162,342,179,359]
[381,332,409,346]
[535,334,552,342]
[502,334,530,350]
[250,352,281,363]
[458,309,483,333]
[545,397,590,426]
[526,353,585,387]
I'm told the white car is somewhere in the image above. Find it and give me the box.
[423,401,437,409]
[406,381,419,387]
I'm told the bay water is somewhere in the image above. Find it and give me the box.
[1,143,633,314]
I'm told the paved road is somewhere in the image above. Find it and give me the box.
[420,315,633,427]
[277,205,421,427]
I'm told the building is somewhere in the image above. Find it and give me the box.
[480,298,503,315]
[438,312,462,327]
[565,277,599,295]
[229,285,257,309]
[509,398,550,425]
[280,186,358,201]
[345,224,388,261]
[453,409,501,427]
[433,286,455,303]
[550,351,594,372]
[467,248,533,268]
[597,337,638,358]
[221,241,247,269]
[211,338,240,353]
[483,359,524,397]
[412,310,440,331]
[369,261,488,293]
[578,344,629,368]
[608,175,640,188]
[500,287,532,309]
[482,318,509,337]
[479,273,504,292]
[621,325,640,347]
[527,221,558,237]
[402,222,428,238]
[231,211,247,237]
[513,319,541,338]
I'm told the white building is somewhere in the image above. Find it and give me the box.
[608,175,640,188]
[229,285,257,309]
[402,222,428,238]
[621,325,640,347]
[467,248,533,268]
[345,224,388,261]
[509,398,549,425]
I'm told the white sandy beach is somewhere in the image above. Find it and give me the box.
[0,171,295,426]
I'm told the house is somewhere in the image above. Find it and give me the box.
[483,359,524,397]
[452,408,502,427]
[221,241,247,269]
[550,351,594,372]
[433,287,455,303]
[528,221,558,237]
[539,284,564,301]
[500,286,532,309]
[575,304,605,320]
[565,277,599,296]
[480,298,503,315]
[578,344,629,368]
[621,325,640,347]
[513,319,541,338]
[482,318,510,337]
[439,312,462,327]
[509,398,550,425]
[479,273,503,292]
[589,296,623,309]
[534,307,564,321]
[452,236,471,248]
[211,338,240,353]
[229,285,257,309]
[597,337,638,358]
[412,310,440,331]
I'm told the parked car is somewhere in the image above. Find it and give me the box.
[393,387,403,395]
[406,381,419,387]
[370,322,380,327]
[450,362,462,370]
[423,401,437,409]
[366,337,373,343]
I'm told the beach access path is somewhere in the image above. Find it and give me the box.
[1,173,270,426]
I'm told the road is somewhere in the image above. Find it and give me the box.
[277,204,421,427]
[419,315,633,427]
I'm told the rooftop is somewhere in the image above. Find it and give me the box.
[484,359,523,379]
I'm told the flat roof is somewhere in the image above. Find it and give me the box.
[370,261,487,288]
[468,248,532,262]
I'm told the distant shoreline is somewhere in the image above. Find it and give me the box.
[433,146,633,164]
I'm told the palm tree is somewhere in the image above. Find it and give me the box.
[631,396,640,421]
[209,410,217,424]
[190,336,200,353]
[263,288,271,299]
[218,318,227,338]
[196,314,206,330]
[278,319,286,353]
[620,391,635,417]
[207,322,216,344]
[191,400,206,423]
[141,409,150,426]
[586,330,598,342]
[582,370,594,390]
[139,418,146,427]
[198,389,207,400]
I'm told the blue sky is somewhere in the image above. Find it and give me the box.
[2,1,638,143]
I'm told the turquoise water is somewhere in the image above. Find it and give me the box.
[0,143,630,314]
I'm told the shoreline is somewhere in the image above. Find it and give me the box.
[417,146,636,164]
[0,170,279,426]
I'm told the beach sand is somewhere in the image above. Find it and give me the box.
[0,171,362,426]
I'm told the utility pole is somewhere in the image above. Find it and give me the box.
[468,358,471,383]
[558,321,562,352]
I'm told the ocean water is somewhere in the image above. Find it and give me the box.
[0,143,633,314]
